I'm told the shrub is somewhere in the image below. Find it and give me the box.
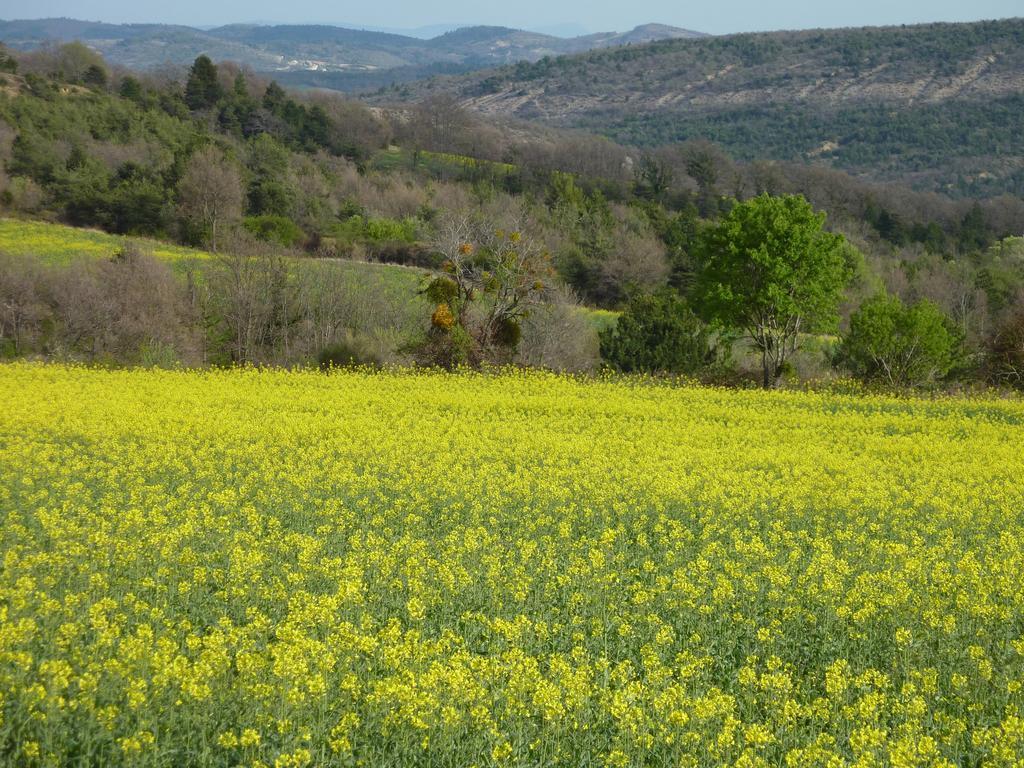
[406,323,475,370]
[364,217,418,243]
[3,176,46,213]
[600,291,720,375]
[317,334,382,370]
[837,294,962,387]
[366,241,441,268]
[333,216,419,245]
[243,215,304,247]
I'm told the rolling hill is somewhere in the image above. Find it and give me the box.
[0,17,705,78]
[378,18,1024,196]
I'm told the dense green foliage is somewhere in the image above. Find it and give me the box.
[594,96,1024,198]
[0,51,392,243]
[838,294,963,387]
[243,214,304,247]
[1,78,201,236]
[692,195,851,386]
[599,291,717,374]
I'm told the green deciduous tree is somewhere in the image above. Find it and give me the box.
[692,194,851,388]
[838,294,962,387]
[43,42,105,83]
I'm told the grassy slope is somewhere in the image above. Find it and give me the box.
[0,218,213,269]
[0,218,615,332]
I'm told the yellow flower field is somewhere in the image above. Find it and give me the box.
[1,363,1023,767]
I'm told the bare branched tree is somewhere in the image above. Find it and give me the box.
[47,246,196,362]
[408,93,473,154]
[208,236,292,364]
[0,253,48,355]
[515,285,600,372]
[293,263,362,353]
[177,146,244,252]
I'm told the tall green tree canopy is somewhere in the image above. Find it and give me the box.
[839,294,962,387]
[692,193,851,387]
[184,55,222,111]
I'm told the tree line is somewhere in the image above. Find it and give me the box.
[598,194,1019,389]
[0,44,1022,389]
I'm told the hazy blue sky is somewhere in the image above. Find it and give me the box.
[6,0,1022,35]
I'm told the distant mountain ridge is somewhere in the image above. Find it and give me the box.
[0,17,707,75]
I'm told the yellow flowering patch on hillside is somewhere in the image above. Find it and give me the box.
[1,363,1023,766]
[0,218,211,266]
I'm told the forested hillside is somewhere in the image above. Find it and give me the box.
[0,41,1022,387]
[380,18,1024,197]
